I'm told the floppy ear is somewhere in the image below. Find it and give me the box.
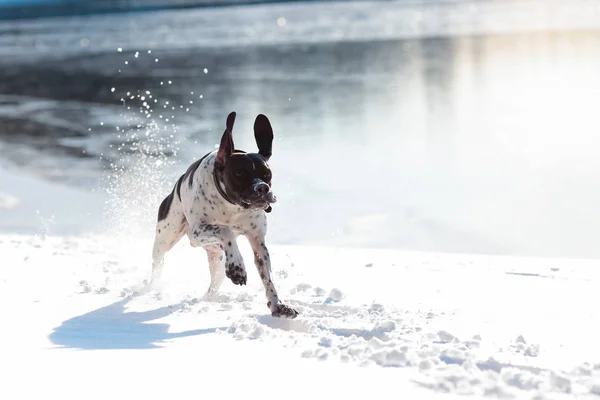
[215,112,236,167]
[253,114,273,160]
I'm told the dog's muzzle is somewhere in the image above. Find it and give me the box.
[253,181,276,203]
[241,181,277,210]
[254,182,270,197]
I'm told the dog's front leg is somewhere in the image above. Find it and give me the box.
[246,234,298,319]
[188,224,247,286]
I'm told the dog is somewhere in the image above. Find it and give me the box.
[150,112,298,319]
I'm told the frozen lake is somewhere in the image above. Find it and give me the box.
[1,0,600,258]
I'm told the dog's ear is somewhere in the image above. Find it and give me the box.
[216,112,236,167]
[225,111,236,133]
[254,114,273,160]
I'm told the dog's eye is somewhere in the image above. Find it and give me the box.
[235,170,244,177]
[264,171,272,180]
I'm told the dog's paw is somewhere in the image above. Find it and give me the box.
[270,303,299,319]
[226,264,247,286]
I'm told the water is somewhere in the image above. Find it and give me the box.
[1,0,600,258]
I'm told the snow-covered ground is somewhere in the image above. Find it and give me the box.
[1,98,599,399]
[2,217,600,398]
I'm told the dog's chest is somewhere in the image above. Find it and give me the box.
[180,153,264,234]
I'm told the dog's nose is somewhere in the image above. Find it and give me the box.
[255,182,269,196]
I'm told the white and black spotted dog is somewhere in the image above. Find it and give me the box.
[150,111,298,319]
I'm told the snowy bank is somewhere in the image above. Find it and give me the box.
[0,164,104,236]
[1,233,599,399]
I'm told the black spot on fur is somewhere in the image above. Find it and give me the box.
[228,241,232,247]
[157,197,172,222]
[182,152,211,191]
[226,262,247,285]
[158,176,184,221]
[175,174,185,201]
[200,225,221,235]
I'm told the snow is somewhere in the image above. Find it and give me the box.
[2,160,600,397]
[0,164,104,235]
[1,224,599,398]
[1,89,599,400]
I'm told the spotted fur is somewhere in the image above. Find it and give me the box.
[151,113,298,319]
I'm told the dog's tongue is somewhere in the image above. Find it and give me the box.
[267,192,277,204]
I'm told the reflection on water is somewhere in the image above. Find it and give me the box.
[1,3,600,258]
[259,32,600,259]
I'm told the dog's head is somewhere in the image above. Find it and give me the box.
[214,111,277,212]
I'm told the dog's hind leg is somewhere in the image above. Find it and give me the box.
[151,217,188,284]
[204,250,225,299]
[150,184,188,285]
